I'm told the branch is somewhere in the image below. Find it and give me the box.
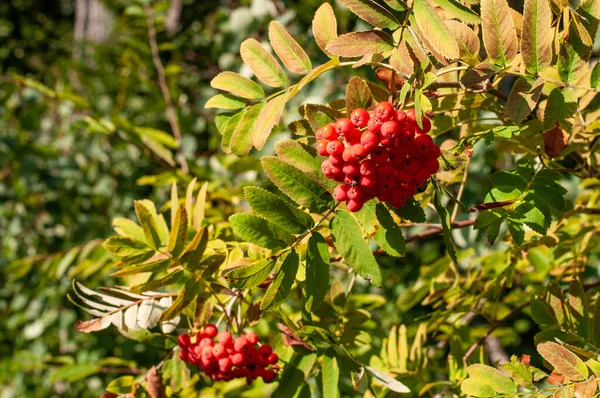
[405,219,476,243]
[144,5,189,173]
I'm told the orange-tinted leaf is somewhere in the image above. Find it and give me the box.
[543,125,569,158]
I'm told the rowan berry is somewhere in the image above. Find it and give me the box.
[204,324,218,338]
[352,143,369,159]
[212,343,227,359]
[346,199,364,212]
[234,336,250,352]
[316,140,329,156]
[218,331,233,347]
[258,344,273,358]
[317,124,337,140]
[335,118,354,135]
[326,140,344,156]
[342,162,360,177]
[381,120,401,140]
[333,184,350,201]
[416,117,431,134]
[245,332,259,346]
[374,101,395,122]
[367,117,382,133]
[267,353,279,365]
[178,334,191,348]
[350,108,370,127]
[262,369,277,383]
[361,131,379,150]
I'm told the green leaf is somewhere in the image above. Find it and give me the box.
[374,203,405,257]
[184,226,208,271]
[507,218,525,245]
[326,31,394,58]
[543,88,577,130]
[160,279,200,322]
[204,94,245,110]
[486,218,503,244]
[240,38,288,88]
[354,199,377,234]
[103,236,148,257]
[530,296,558,326]
[272,353,317,397]
[221,109,246,153]
[413,0,460,60]
[245,186,314,234]
[210,71,265,100]
[500,356,535,389]
[261,156,334,213]
[230,102,265,156]
[383,0,407,11]
[288,119,313,136]
[167,205,187,258]
[312,3,338,57]
[330,210,382,286]
[253,94,287,150]
[229,213,293,250]
[591,62,600,88]
[537,341,588,381]
[489,171,529,191]
[322,350,340,398]
[305,232,330,312]
[568,279,589,339]
[432,183,458,263]
[338,0,400,29]
[346,76,376,115]
[474,208,506,230]
[445,21,481,60]
[113,217,147,242]
[261,250,299,310]
[558,38,588,84]
[269,21,312,74]
[365,366,410,393]
[466,364,518,394]
[134,201,162,249]
[106,375,134,394]
[304,104,344,131]
[226,258,277,289]
[481,0,519,66]
[432,0,481,25]
[521,0,553,74]
[507,77,544,124]
[274,139,336,192]
[392,198,426,223]
[460,379,495,397]
[509,202,547,234]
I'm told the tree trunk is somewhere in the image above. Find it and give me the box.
[166,0,183,35]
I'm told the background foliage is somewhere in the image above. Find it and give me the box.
[1,0,600,397]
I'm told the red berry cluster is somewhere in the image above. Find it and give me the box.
[178,324,279,384]
[316,102,440,212]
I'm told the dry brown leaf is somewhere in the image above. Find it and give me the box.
[546,370,565,385]
[544,125,569,158]
[277,323,315,351]
[145,366,167,398]
[375,68,404,93]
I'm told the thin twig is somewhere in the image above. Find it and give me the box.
[405,220,476,243]
[451,158,471,223]
[144,5,189,173]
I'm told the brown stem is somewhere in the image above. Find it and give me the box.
[472,200,515,211]
[405,219,476,243]
[144,5,189,173]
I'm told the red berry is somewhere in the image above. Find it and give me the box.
[359,175,377,189]
[231,352,245,366]
[414,168,432,185]
[371,147,389,164]
[347,186,365,201]
[178,334,191,348]
[380,136,395,147]
[252,366,266,379]
[218,331,233,347]
[416,117,432,134]
[268,353,279,365]
[335,118,354,135]
[333,184,350,201]
[367,117,382,133]
[397,126,416,144]
[402,158,421,174]
[234,336,250,352]
[198,337,214,348]
[246,332,259,346]
[342,162,360,177]
[375,101,395,122]
[344,127,362,145]
[381,120,401,140]
[196,332,209,341]
[321,159,332,176]
[244,346,259,365]
[405,108,417,124]
[351,144,369,159]
[202,345,215,360]
[395,109,407,124]
[213,343,227,358]
[360,159,377,176]
[316,140,329,156]
[329,154,344,166]
[346,199,364,212]
[342,146,357,162]
[317,124,337,140]
[361,131,380,151]
[350,108,370,127]
[412,133,434,157]
[204,324,218,338]
[377,188,391,202]
[424,159,440,174]
[179,348,190,362]
[258,344,273,358]
[262,369,277,383]
[423,144,441,161]
[377,163,395,180]
[326,140,344,156]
